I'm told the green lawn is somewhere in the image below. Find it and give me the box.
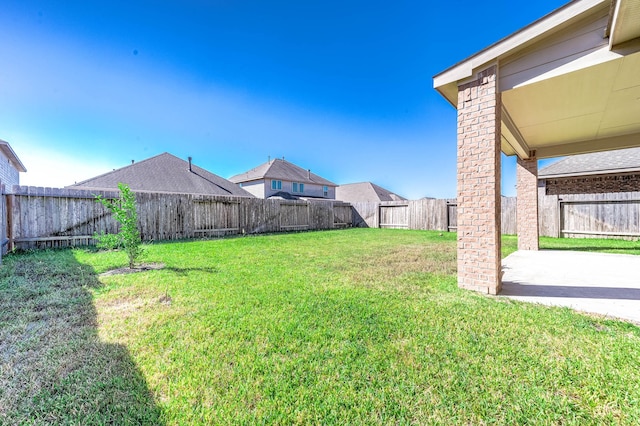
[503,234,640,258]
[1,229,639,425]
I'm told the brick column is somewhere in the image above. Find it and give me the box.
[456,65,502,295]
[516,157,539,250]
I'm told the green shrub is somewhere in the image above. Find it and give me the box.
[94,183,143,268]
[93,230,123,250]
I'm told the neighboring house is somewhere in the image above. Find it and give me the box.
[68,152,253,197]
[229,158,337,199]
[335,182,407,203]
[539,147,640,195]
[0,139,27,190]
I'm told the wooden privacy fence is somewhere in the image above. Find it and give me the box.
[537,192,640,238]
[379,204,408,229]
[352,197,517,235]
[352,193,639,239]
[560,199,640,238]
[5,186,353,251]
[540,191,640,239]
[4,185,639,254]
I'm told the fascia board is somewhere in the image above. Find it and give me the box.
[433,0,607,91]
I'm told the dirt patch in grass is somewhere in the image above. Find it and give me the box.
[99,262,165,277]
[339,242,457,292]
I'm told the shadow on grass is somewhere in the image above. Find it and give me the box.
[0,250,163,425]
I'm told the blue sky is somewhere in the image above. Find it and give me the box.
[1,0,566,198]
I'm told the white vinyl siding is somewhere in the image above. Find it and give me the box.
[0,152,20,189]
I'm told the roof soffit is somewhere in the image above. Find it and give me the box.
[433,0,609,105]
[435,0,640,159]
[500,47,640,158]
[609,0,640,47]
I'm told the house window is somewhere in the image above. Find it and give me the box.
[292,182,304,193]
[271,180,282,190]
[323,186,328,197]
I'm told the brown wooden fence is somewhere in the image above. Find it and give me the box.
[4,186,353,251]
[352,194,638,239]
[352,197,517,235]
[3,185,639,256]
[539,191,640,238]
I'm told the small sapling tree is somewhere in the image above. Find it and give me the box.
[94,183,143,268]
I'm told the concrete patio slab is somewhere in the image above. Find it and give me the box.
[501,250,640,324]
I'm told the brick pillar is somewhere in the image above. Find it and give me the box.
[456,65,502,295]
[516,157,539,250]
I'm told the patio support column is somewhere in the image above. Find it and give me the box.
[456,65,502,295]
[516,157,539,250]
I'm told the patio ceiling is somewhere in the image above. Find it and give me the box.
[434,0,640,159]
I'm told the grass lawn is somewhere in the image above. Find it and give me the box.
[503,234,640,258]
[1,229,639,425]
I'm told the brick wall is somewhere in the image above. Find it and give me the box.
[456,65,502,294]
[544,173,640,195]
[516,157,539,250]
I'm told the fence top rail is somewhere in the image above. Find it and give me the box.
[7,185,261,202]
[561,229,640,237]
[280,202,311,206]
[192,198,242,204]
[9,186,120,199]
[379,203,409,207]
[559,199,640,205]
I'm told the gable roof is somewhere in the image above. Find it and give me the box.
[335,182,407,202]
[68,152,253,197]
[229,158,337,187]
[539,147,640,178]
[0,139,27,172]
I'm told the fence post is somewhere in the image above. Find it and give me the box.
[557,198,563,238]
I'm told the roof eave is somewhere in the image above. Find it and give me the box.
[608,0,640,48]
[433,0,609,103]
[0,140,27,172]
[539,167,640,179]
[229,176,263,183]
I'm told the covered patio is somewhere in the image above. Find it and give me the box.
[502,250,640,323]
[433,0,640,296]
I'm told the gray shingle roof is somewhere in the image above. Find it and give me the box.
[335,182,406,202]
[68,152,253,197]
[229,158,336,186]
[539,147,640,178]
